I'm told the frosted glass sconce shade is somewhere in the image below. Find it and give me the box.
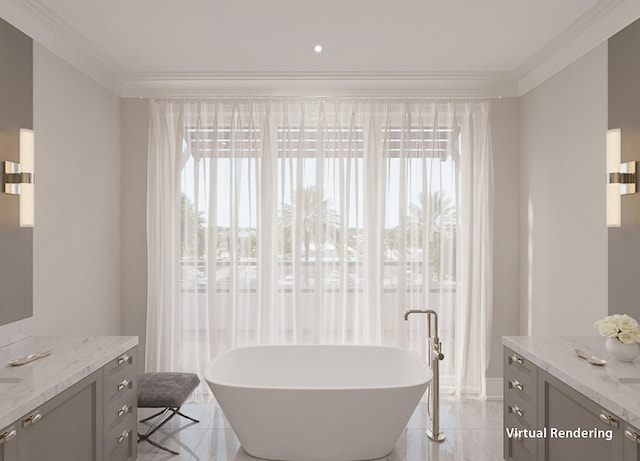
[19,128,34,227]
[607,129,622,227]
[1,128,35,227]
[607,128,638,228]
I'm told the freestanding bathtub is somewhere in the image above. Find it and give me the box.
[204,345,432,461]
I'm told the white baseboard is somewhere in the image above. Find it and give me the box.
[485,378,503,400]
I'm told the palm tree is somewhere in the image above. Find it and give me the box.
[409,191,457,282]
[279,186,340,261]
[384,227,401,260]
[181,193,206,260]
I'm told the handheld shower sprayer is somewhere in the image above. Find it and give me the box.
[404,309,446,443]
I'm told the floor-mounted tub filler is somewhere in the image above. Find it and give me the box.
[404,309,446,443]
[204,344,432,461]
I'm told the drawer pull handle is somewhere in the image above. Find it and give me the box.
[117,430,130,444]
[22,411,42,428]
[117,404,130,418]
[626,429,640,443]
[509,379,524,392]
[509,404,524,417]
[0,427,16,445]
[509,355,523,365]
[117,379,131,392]
[599,411,619,428]
[117,354,130,365]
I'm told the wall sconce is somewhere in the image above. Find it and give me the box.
[2,128,34,227]
[607,128,636,227]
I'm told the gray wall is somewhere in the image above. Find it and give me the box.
[32,44,122,336]
[608,19,640,320]
[519,44,608,336]
[0,17,33,326]
[487,98,520,380]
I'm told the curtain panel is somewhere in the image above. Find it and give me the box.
[146,98,493,397]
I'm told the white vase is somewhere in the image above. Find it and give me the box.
[605,337,640,362]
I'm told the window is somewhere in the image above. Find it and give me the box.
[180,125,457,294]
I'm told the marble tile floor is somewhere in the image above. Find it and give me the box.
[136,397,503,461]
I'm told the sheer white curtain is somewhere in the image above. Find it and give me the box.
[146,98,493,397]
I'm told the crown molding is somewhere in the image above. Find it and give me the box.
[0,0,126,94]
[516,0,640,96]
[119,71,519,99]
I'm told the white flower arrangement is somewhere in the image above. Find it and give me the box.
[595,314,640,344]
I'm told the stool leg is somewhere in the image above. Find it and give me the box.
[138,407,181,454]
[139,409,166,424]
[143,437,179,456]
[176,410,199,423]
[137,405,200,455]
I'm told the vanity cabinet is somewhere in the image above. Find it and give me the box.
[0,345,137,461]
[504,345,634,461]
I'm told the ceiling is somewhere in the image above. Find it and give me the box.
[2,0,640,96]
[32,0,602,73]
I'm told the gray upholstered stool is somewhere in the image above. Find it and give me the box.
[137,372,200,455]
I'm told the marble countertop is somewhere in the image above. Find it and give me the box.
[0,336,138,430]
[504,336,640,427]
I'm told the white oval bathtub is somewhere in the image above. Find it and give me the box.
[204,345,432,461]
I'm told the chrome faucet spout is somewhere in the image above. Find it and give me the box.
[403,309,439,339]
[404,309,421,320]
[404,309,435,321]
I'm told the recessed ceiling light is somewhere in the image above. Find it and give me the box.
[314,44,323,54]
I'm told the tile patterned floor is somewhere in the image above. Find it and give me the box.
[136,397,503,461]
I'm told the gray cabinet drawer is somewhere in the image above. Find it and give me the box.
[106,392,136,429]
[505,349,535,372]
[103,351,135,379]
[105,416,135,461]
[624,423,640,461]
[505,367,535,402]
[0,424,18,461]
[504,414,537,461]
[105,375,134,402]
